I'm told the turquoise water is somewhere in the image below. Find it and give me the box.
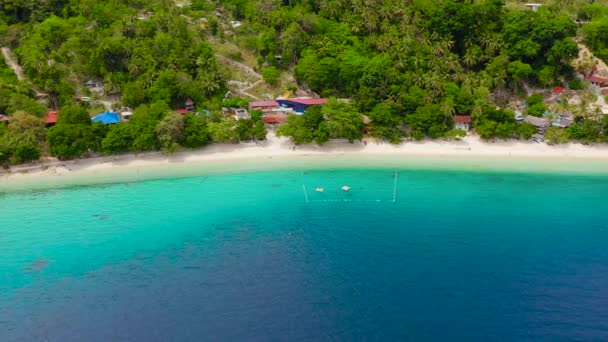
[1,168,608,340]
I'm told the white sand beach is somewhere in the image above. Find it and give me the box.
[3,133,608,192]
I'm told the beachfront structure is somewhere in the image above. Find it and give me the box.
[552,115,574,128]
[524,115,549,132]
[92,112,120,125]
[453,115,472,131]
[277,98,328,114]
[45,111,58,127]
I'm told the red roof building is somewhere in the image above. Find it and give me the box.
[176,109,189,115]
[263,116,286,124]
[553,86,565,94]
[453,115,472,123]
[45,111,58,126]
[249,100,279,110]
[453,115,472,131]
[585,76,608,86]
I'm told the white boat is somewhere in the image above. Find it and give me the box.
[341,185,351,192]
[315,187,324,192]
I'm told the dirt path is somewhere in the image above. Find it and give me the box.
[2,46,50,99]
[216,54,262,80]
[217,54,265,99]
[1,47,25,81]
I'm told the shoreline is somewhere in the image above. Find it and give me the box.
[3,133,608,192]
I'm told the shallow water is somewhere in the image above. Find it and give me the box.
[1,169,608,341]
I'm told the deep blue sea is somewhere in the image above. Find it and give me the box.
[1,168,608,341]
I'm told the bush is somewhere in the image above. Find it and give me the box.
[516,122,537,140]
[11,142,40,163]
[262,66,280,85]
[495,122,517,139]
[545,127,570,144]
[568,79,585,90]
[527,102,546,117]
[526,94,544,107]
[443,129,466,140]
[47,124,103,159]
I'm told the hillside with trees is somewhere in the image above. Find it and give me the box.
[2,0,608,166]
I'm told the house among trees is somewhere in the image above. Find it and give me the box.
[584,75,608,87]
[277,98,328,113]
[453,115,472,131]
[0,115,9,125]
[185,98,194,111]
[249,100,279,112]
[234,108,250,120]
[118,107,133,121]
[84,80,104,93]
[524,3,543,11]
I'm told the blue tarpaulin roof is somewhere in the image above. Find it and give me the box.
[92,112,120,124]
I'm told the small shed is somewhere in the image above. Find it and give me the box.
[552,115,574,128]
[84,80,104,93]
[0,114,9,125]
[235,108,250,120]
[119,107,133,121]
[185,98,194,111]
[176,109,189,115]
[92,112,120,125]
[524,3,542,11]
[453,115,472,131]
[45,111,59,127]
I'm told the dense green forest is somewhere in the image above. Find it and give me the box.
[2,0,608,165]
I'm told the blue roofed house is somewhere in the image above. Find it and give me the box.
[92,112,121,125]
[276,98,327,114]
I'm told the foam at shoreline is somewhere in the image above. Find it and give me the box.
[3,134,608,192]
[2,151,608,193]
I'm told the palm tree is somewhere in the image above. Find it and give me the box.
[441,98,456,118]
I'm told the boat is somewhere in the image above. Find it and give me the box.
[315,187,324,192]
[341,185,351,192]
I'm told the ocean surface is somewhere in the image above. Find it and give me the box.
[1,168,608,341]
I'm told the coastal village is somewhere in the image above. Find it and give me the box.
[3,0,608,167]
[13,52,608,147]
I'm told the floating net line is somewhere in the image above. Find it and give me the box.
[300,170,399,203]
